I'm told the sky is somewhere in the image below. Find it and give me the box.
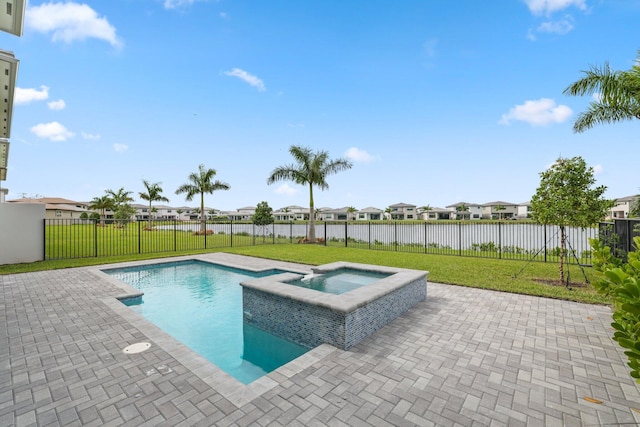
[2,0,640,211]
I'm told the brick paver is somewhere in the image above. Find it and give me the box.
[2,253,640,426]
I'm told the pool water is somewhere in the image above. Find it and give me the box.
[286,268,392,295]
[104,260,310,384]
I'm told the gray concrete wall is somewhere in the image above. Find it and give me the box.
[0,202,45,264]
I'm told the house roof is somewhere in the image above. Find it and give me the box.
[481,201,517,207]
[445,202,480,208]
[388,202,416,208]
[9,197,81,205]
[359,207,383,213]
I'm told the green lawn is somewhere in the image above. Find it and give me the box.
[0,243,609,305]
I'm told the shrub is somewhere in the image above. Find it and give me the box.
[591,236,640,383]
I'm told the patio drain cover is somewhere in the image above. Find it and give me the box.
[123,342,151,354]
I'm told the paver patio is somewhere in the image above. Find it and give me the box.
[1,253,639,426]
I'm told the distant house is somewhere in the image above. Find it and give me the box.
[445,202,483,220]
[221,206,256,221]
[418,207,452,221]
[387,203,417,220]
[273,205,309,221]
[608,195,639,219]
[8,197,90,220]
[357,207,384,221]
[517,202,532,219]
[481,201,518,220]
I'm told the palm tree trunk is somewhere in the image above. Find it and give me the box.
[308,184,316,242]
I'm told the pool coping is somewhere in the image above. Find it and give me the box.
[88,253,340,407]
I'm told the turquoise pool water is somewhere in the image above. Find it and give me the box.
[104,260,310,384]
[286,268,392,295]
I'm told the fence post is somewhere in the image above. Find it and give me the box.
[173,219,177,252]
[369,222,371,250]
[43,219,47,260]
[290,221,293,243]
[324,221,327,246]
[394,222,398,251]
[544,225,547,263]
[138,221,142,254]
[458,222,462,257]
[253,223,256,246]
[344,221,348,247]
[94,219,98,257]
[230,220,233,247]
[498,221,502,259]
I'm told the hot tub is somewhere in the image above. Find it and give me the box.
[240,262,428,350]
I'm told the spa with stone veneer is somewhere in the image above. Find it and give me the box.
[240,262,428,350]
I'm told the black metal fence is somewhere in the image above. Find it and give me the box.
[599,219,640,261]
[45,219,599,264]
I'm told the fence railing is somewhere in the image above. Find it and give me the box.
[45,219,599,264]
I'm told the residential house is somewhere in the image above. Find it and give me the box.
[445,202,483,220]
[273,205,309,221]
[319,207,358,221]
[0,188,7,203]
[387,202,417,220]
[222,206,256,221]
[8,197,90,220]
[481,201,518,220]
[517,202,532,219]
[418,207,452,221]
[608,195,639,219]
[356,207,383,221]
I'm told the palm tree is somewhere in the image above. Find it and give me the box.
[456,203,469,220]
[267,145,353,243]
[495,204,506,220]
[175,164,230,234]
[346,206,357,221]
[139,180,169,230]
[563,52,640,133]
[89,195,113,225]
[106,187,134,210]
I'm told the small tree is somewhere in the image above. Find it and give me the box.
[495,204,506,220]
[530,156,613,284]
[253,201,274,242]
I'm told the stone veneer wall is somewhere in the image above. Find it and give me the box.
[242,277,426,350]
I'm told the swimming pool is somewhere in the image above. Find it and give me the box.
[103,260,310,384]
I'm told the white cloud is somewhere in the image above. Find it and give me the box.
[499,98,572,126]
[81,132,100,140]
[113,143,128,152]
[26,2,122,48]
[30,121,75,141]
[537,17,574,35]
[47,99,66,110]
[274,183,298,196]
[524,0,587,16]
[164,0,198,9]
[224,68,266,92]
[219,12,228,19]
[593,164,603,175]
[345,147,374,163]
[15,86,49,105]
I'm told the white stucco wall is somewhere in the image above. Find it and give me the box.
[0,202,45,264]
